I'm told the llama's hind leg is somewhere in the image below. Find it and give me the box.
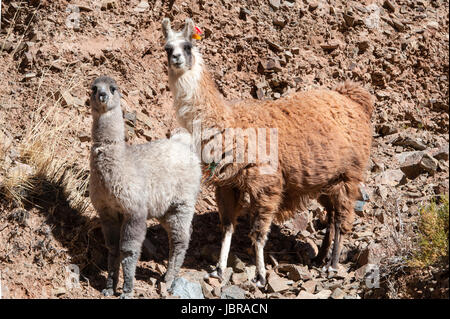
[314,195,335,265]
[209,186,241,280]
[328,206,355,271]
[119,214,147,299]
[249,211,275,288]
[329,221,344,271]
[326,182,357,272]
[100,212,122,296]
[160,204,194,288]
[315,222,334,265]
[247,170,282,288]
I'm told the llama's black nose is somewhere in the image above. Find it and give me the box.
[172,53,181,60]
[98,91,108,102]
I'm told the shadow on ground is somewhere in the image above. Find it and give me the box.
[144,211,305,273]
[15,172,309,293]
[19,173,107,293]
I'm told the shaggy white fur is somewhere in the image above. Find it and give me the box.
[168,48,204,132]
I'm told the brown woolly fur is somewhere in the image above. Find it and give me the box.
[335,80,374,116]
[164,18,374,277]
[195,75,374,230]
[188,66,371,270]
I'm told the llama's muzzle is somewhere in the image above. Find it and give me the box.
[171,54,184,68]
[98,90,108,103]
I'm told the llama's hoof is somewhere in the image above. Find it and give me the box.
[102,288,114,297]
[165,279,175,292]
[208,268,223,281]
[254,280,265,289]
[328,266,338,273]
[252,274,266,288]
[119,292,133,299]
[322,265,338,273]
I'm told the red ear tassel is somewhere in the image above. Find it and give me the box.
[192,26,203,40]
[194,26,203,35]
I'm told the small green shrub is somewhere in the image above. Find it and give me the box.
[411,196,449,267]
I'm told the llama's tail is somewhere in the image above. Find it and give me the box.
[335,81,374,117]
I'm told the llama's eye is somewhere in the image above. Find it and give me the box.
[184,43,192,51]
[164,45,173,54]
[92,86,97,94]
[110,86,116,94]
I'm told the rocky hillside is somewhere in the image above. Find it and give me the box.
[0,0,448,299]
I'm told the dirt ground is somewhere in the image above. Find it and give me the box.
[0,0,448,299]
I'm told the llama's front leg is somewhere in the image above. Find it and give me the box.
[209,186,240,280]
[249,213,274,288]
[100,212,121,297]
[119,215,147,299]
[160,204,194,288]
[210,223,234,280]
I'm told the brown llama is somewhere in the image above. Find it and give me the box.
[162,18,374,287]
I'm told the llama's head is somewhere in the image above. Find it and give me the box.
[162,18,198,74]
[90,76,121,114]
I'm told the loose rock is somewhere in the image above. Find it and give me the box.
[231,272,248,285]
[374,169,406,186]
[284,212,309,234]
[392,135,427,151]
[278,264,311,281]
[433,144,449,161]
[101,0,117,10]
[170,277,204,299]
[331,287,346,299]
[134,1,149,12]
[301,280,317,294]
[400,152,438,179]
[357,243,383,267]
[78,132,91,142]
[296,290,316,299]
[315,289,332,299]
[267,271,290,293]
[201,281,214,299]
[269,0,281,10]
[231,255,246,273]
[60,91,84,108]
[221,285,246,299]
[383,0,396,12]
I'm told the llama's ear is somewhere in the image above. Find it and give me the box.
[182,18,194,42]
[162,18,173,40]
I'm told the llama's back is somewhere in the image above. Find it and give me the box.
[131,137,201,186]
[231,87,372,161]
[228,87,372,202]
[128,136,201,217]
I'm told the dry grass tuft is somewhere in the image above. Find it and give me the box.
[0,95,90,214]
[1,1,91,212]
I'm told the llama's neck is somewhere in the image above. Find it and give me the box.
[168,51,230,133]
[91,107,126,153]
